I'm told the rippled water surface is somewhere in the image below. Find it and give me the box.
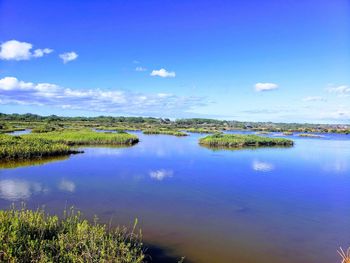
[1,132,349,263]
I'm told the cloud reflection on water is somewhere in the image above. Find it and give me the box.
[58,179,76,192]
[252,160,275,172]
[149,169,174,181]
[0,179,46,201]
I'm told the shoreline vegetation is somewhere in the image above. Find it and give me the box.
[23,130,139,146]
[199,133,294,148]
[143,129,188,136]
[0,113,349,135]
[0,135,80,160]
[0,130,139,160]
[0,206,145,262]
[298,133,323,138]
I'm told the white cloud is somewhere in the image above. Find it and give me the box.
[59,51,78,63]
[135,66,147,72]
[327,85,350,96]
[33,48,53,58]
[150,68,176,78]
[252,160,275,172]
[0,40,53,60]
[302,96,326,102]
[0,76,206,115]
[255,82,279,92]
[149,169,173,181]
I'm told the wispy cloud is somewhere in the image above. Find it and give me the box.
[135,66,147,72]
[59,51,78,63]
[150,68,176,78]
[0,76,206,115]
[327,85,350,96]
[0,40,53,61]
[255,82,278,92]
[302,96,326,102]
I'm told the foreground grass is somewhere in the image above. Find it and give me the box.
[199,133,294,148]
[143,129,188,137]
[0,207,145,263]
[23,130,139,146]
[0,134,78,160]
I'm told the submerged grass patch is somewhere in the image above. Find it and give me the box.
[199,133,294,148]
[0,206,145,263]
[23,130,139,146]
[0,134,79,160]
[143,129,188,137]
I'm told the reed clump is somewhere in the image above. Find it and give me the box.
[199,133,294,148]
[0,206,145,263]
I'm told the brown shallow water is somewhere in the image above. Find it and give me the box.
[0,131,349,262]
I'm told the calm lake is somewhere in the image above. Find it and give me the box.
[1,131,349,263]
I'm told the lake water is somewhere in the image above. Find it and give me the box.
[0,131,349,263]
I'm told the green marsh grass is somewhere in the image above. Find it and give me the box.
[0,134,79,160]
[199,133,294,148]
[298,133,322,138]
[185,128,219,134]
[0,206,145,263]
[143,129,188,137]
[23,130,139,146]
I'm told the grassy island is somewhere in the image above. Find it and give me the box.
[298,133,322,138]
[0,130,139,160]
[23,130,139,146]
[0,135,79,160]
[0,207,145,263]
[185,128,219,134]
[199,133,294,148]
[143,129,188,136]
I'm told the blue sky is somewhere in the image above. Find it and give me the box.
[0,0,349,123]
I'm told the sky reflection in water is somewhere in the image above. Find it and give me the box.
[0,132,349,263]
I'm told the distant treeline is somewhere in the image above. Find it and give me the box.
[0,113,348,133]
